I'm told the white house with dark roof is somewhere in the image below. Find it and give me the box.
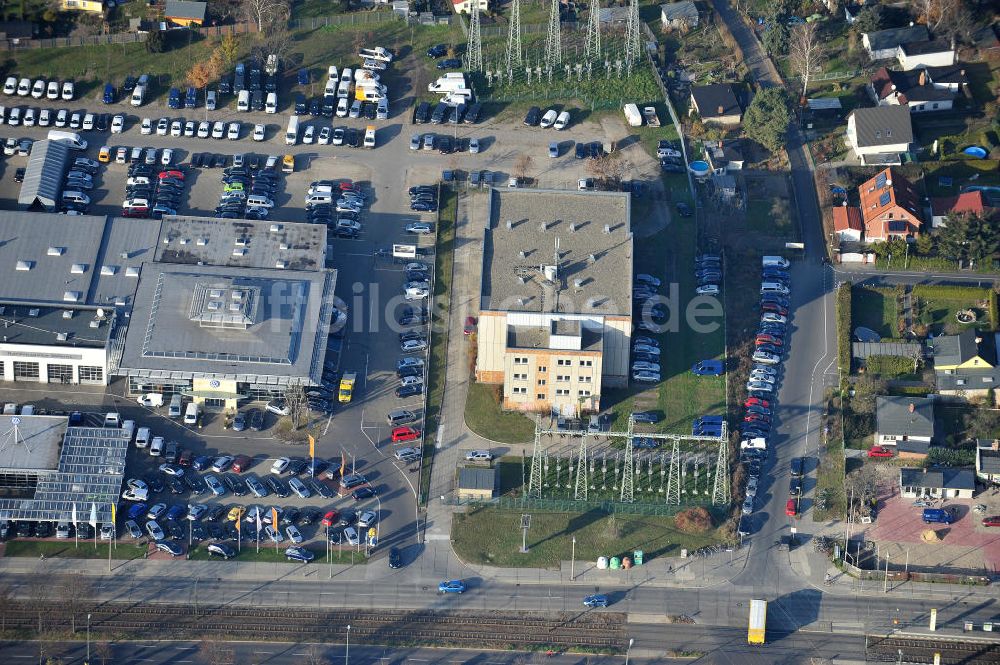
[976,439,1000,485]
[863,25,929,60]
[897,40,955,70]
[899,467,976,499]
[875,396,935,459]
[689,84,743,126]
[660,1,699,29]
[845,106,913,164]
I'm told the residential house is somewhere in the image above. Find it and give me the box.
[875,396,935,459]
[451,0,488,13]
[164,0,207,26]
[975,439,1000,485]
[713,174,737,200]
[929,330,1000,399]
[832,205,863,242]
[869,65,967,113]
[858,168,924,241]
[59,0,103,11]
[660,1,699,29]
[844,106,913,165]
[704,140,745,173]
[930,190,992,228]
[0,21,35,42]
[899,467,976,499]
[456,466,498,500]
[862,25,930,60]
[689,84,743,126]
[897,40,956,70]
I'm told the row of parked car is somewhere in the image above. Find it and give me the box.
[2,76,74,100]
[305,178,367,235]
[122,161,186,219]
[631,272,669,383]
[0,105,109,130]
[414,100,483,125]
[695,252,721,296]
[523,106,573,130]
[214,154,281,220]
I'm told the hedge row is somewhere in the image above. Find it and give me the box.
[865,355,918,377]
[836,282,852,375]
[911,285,997,324]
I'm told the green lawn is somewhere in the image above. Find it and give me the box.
[3,540,146,560]
[912,285,995,333]
[851,286,898,339]
[464,382,536,444]
[812,392,846,522]
[745,197,794,238]
[917,160,1000,197]
[452,506,726,568]
[420,185,457,504]
[187,543,364,564]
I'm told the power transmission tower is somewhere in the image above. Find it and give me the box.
[620,416,635,503]
[467,1,483,72]
[712,438,730,506]
[665,439,681,505]
[585,0,602,61]
[623,0,641,70]
[506,0,523,70]
[573,433,589,501]
[527,416,544,500]
[544,0,562,70]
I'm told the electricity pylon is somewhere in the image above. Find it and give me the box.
[467,1,483,72]
[544,0,562,69]
[585,0,602,61]
[506,0,523,70]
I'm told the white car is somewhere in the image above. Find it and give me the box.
[302,125,315,144]
[82,113,95,130]
[39,109,51,126]
[318,126,331,144]
[357,510,377,529]
[657,146,682,159]
[212,121,225,139]
[111,114,125,134]
[405,223,432,234]
[253,123,265,141]
[553,110,570,130]
[156,118,169,135]
[270,457,290,475]
[145,521,164,540]
[184,120,196,137]
[55,109,68,127]
[227,122,241,140]
[746,381,774,393]
[285,524,303,544]
[46,81,60,100]
[170,120,183,137]
[23,108,35,127]
[135,427,151,448]
[160,148,173,165]
[121,487,148,502]
[16,78,30,96]
[203,476,225,497]
[749,372,775,384]
[632,371,661,383]
[2,76,16,95]
[539,109,558,128]
[61,81,74,100]
[631,361,660,373]
[762,313,787,324]
[400,338,427,353]
[332,128,344,145]
[399,375,422,387]
[632,344,660,356]
[140,117,152,135]
[30,79,45,99]
[288,477,311,499]
[197,121,210,138]
[343,526,360,546]
[696,284,720,295]
[265,525,284,543]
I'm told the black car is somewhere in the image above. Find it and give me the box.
[166,521,185,540]
[661,161,685,173]
[345,128,361,148]
[427,44,448,58]
[280,507,301,525]
[122,75,137,93]
[463,102,482,124]
[185,474,205,494]
[676,202,693,217]
[388,547,402,568]
[632,411,661,424]
[14,168,25,183]
[286,458,309,475]
[95,114,109,132]
[311,479,335,498]
[524,106,541,126]
[588,142,603,159]
[437,135,454,154]
[35,521,53,538]
[437,58,462,69]
[191,153,204,168]
[299,507,321,526]
[309,98,321,116]
[191,522,207,541]
[169,477,185,494]
[266,476,290,498]
[397,366,422,379]
[213,154,227,168]
[396,384,423,398]
[205,504,226,522]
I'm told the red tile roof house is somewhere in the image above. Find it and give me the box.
[930,190,992,228]
[858,168,924,241]
[832,205,863,242]
[869,65,967,113]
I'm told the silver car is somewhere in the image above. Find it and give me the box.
[145,520,164,540]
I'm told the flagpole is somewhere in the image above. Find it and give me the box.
[73,503,78,549]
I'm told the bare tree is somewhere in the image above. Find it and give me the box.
[252,25,295,69]
[305,644,331,665]
[513,154,533,181]
[283,381,307,429]
[789,22,827,98]
[199,639,237,665]
[59,574,93,634]
[587,155,631,189]
[243,0,290,34]
[94,641,113,665]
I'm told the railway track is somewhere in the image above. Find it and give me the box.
[2,602,626,651]
[866,634,1000,665]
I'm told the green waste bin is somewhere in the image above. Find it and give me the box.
[633,550,644,565]
[610,556,621,569]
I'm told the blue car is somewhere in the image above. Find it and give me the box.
[691,360,724,376]
[285,546,315,563]
[192,455,212,471]
[583,594,608,608]
[438,579,466,594]
[127,503,148,520]
[165,504,186,522]
[297,69,310,86]
[631,411,660,424]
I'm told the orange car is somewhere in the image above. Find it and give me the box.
[868,446,894,458]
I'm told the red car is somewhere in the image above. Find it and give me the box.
[321,510,339,527]
[744,414,770,423]
[177,449,193,467]
[981,516,1000,527]
[868,446,894,458]
[745,397,770,409]
[339,181,361,192]
[392,426,421,443]
[159,169,185,180]
[756,334,783,347]
[785,499,797,517]
[463,316,477,335]
[761,303,788,316]
[231,454,253,472]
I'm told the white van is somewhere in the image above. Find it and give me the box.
[554,110,571,130]
[149,436,165,456]
[168,394,183,418]
[762,256,790,269]
[305,193,333,206]
[62,191,90,205]
[183,402,199,425]
[246,195,274,208]
[285,115,299,145]
[46,129,87,150]
[237,89,250,112]
[760,282,790,295]
[206,90,217,110]
[340,67,353,83]
[135,427,151,448]
[265,92,277,114]
[103,412,121,428]
[336,97,349,117]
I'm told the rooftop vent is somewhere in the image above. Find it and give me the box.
[101,265,118,276]
[89,319,100,328]
[62,310,73,319]
[196,237,207,246]
[209,289,224,298]
[70,263,87,274]
[603,224,611,234]
[506,220,513,230]
[588,253,597,264]
[233,248,247,257]
[573,279,583,289]
[162,237,170,244]
[15,260,33,271]
[120,251,130,260]
[519,250,527,258]
[63,292,81,303]
[231,290,245,302]
[47,246,65,256]
[269,224,282,232]
[179,238,189,245]
[542,265,558,282]
[28,308,39,317]
[518,276,529,284]
[279,242,289,250]
[276,259,287,269]
[235,237,248,247]
[569,223,577,233]
[56,332,68,341]
[125,266,140,278]
[206,301,222,311]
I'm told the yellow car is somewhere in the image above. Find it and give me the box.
[282,153,294,173]
[98,145,111,163]
[226,506,246,522]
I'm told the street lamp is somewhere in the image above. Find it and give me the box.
[571,536,576,581]
[86,613,91,665]
[345,624,351,665]
[624,638,634,665]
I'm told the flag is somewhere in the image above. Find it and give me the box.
[271,508,279,534]
[256,510,261,534]
[72,503,78,525]
[111,503,116,525]
[235,517,241,532]
[340,451,346,477]
[308,435,315,460]
[89,502,97,528]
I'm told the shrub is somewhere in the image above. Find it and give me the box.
[675,507,714,534]
[836,282,853,374]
